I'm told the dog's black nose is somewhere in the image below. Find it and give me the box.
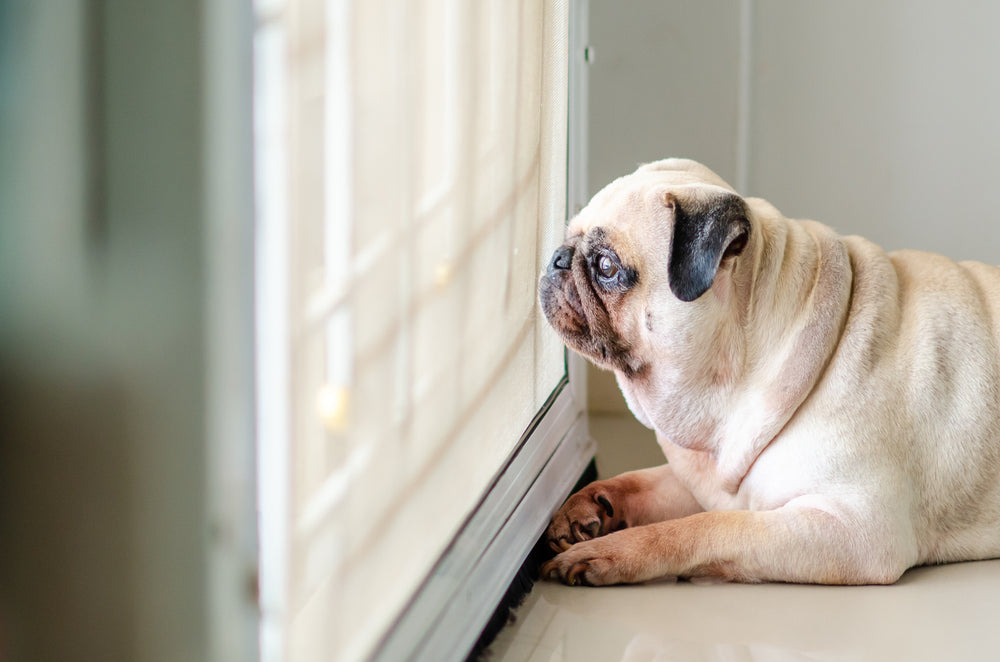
[548,245,574,274]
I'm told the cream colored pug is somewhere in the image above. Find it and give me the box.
[538,158,1000,586]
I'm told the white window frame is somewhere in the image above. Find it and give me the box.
[370,3,592,659]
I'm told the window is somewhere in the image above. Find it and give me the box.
[254,1,590,660]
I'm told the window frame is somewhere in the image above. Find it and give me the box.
[369,3,593,659]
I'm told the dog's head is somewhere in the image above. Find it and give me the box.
[538,158,752,377]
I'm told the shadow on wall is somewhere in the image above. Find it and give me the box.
[0,359,136,662]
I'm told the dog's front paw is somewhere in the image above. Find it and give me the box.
[541,526,677,586]
[546,482,627,553]
[540,536,623,586]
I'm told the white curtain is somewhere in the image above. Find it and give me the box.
[255,1,569,660]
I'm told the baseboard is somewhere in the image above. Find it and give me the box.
[370,386,593,662]
[465,458,598,660]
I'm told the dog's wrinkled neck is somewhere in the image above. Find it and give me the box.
[721,212,853,492]
[623,206,854,495]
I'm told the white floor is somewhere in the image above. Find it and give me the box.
[487,414,1000,661]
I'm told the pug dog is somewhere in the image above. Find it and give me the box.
[538,158,1000,586]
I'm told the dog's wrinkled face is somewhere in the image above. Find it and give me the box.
[540,224,644,374]
[538,159,751,377]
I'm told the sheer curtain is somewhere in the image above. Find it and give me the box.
[255,1,569,660]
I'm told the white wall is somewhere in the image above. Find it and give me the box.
[586,1,1000,412]
[750,1,1000,264]
[588,0,744,194]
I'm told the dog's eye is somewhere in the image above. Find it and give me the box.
[597,255,619,280]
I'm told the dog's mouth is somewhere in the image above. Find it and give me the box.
[539,270,587,335]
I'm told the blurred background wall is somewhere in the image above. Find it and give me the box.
[0,2,215,660]
[586,0,1000,413]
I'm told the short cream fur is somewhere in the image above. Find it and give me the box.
[538,158,1000,586]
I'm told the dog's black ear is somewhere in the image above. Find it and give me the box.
[666,191,751,302]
